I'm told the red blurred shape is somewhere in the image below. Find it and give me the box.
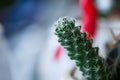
[79,0,98,39]
[54,46,63,61]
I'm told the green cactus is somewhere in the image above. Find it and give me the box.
[54,17,108,80]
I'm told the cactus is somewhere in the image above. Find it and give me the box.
[54,17,108,80]
[105,43,120,80]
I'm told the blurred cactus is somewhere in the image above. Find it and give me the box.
[55,17,108,80]
[105,41,120,80]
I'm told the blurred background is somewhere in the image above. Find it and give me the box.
[0,0,120,80]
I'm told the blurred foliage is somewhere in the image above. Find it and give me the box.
[0,0,15,9]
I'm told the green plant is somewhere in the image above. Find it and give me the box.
[55,17,108,80]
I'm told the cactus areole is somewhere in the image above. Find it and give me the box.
[54,17,109,80]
